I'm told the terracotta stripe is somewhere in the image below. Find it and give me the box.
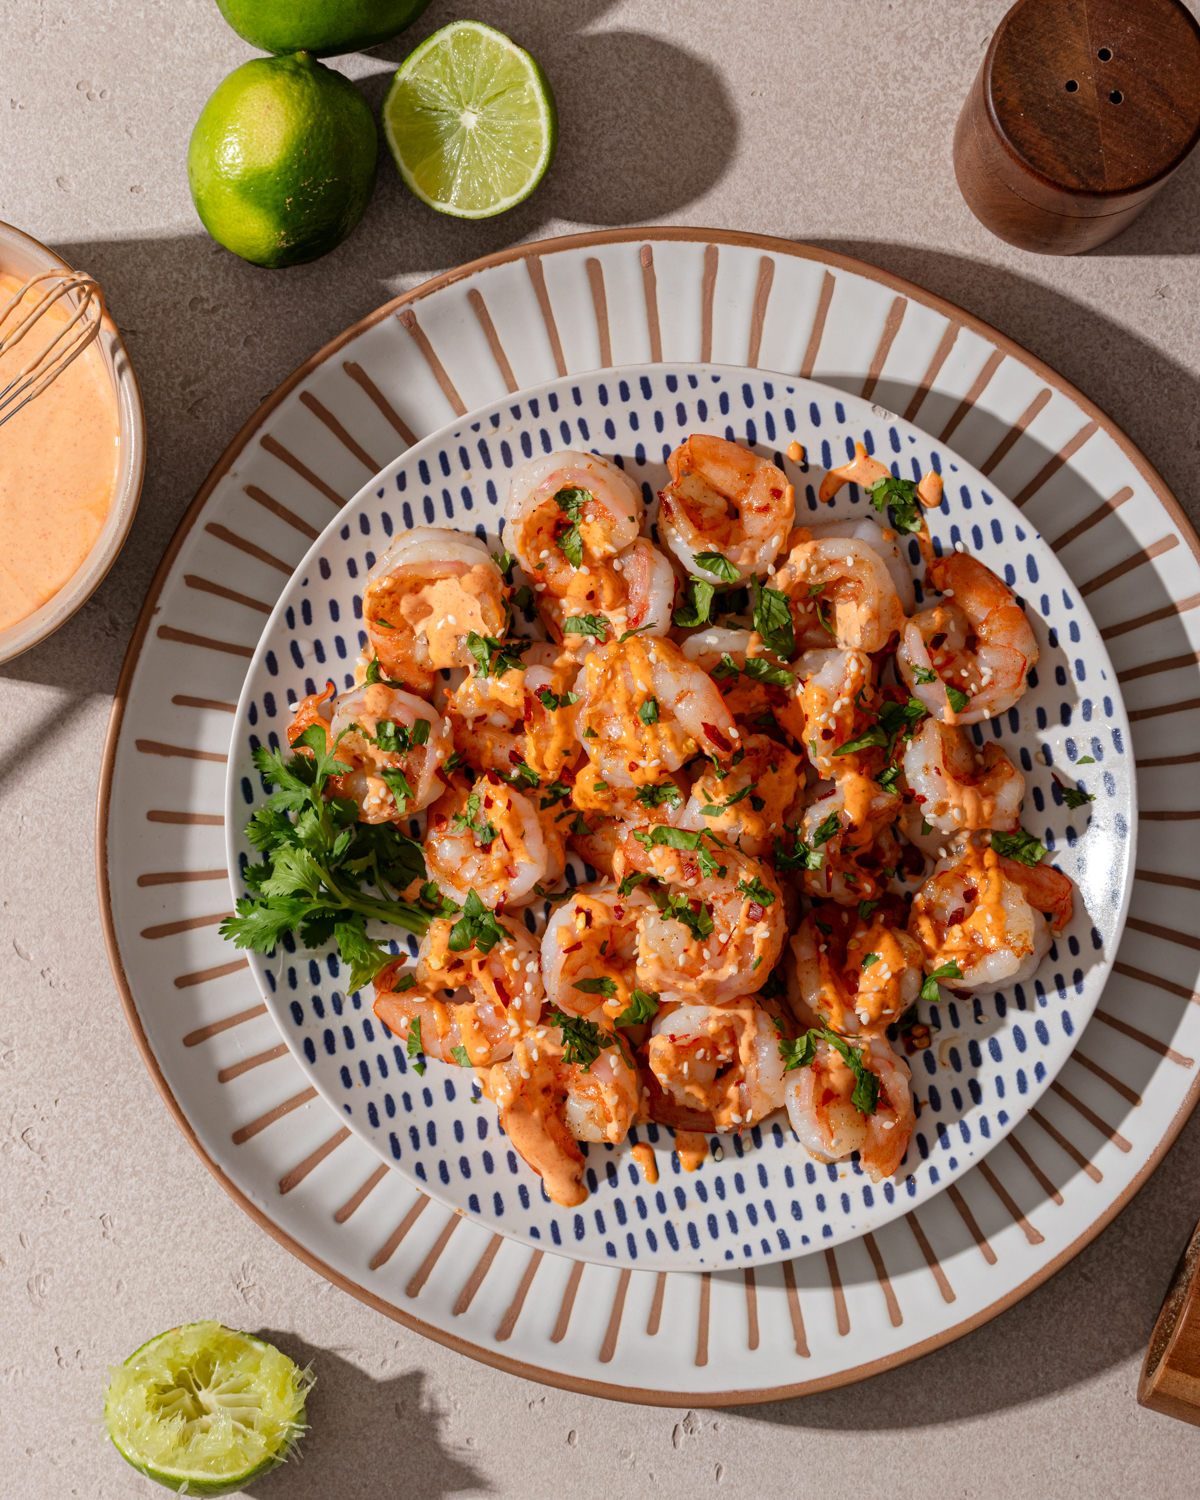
[1102,590,1200,641]
[260,432,346,508]
[860,295,906,402]
[406,1213,460,1296]
[746,256,775,368]
[700,243,718,362]
[1113,958,1200,1005]
[184,574,273,615]
[244,484,320,540]
[298,390,379,472]
[157,625,254,659]
[1136,750,1200,768]
[600,1268,633,1364]
[976,1160,1044,1246]
[342,361,417,447]
[495,1249,543,1342]
[1140,808,1200,821]
[1128,915,1200,952]
[1120,650,1200,684]
[149,809,224,826]
[1137,867,1200,892]
[639,244,663,363]
[466,289,518,394]
[824,1248,850,1335]
[1029,1107,1103,1181]
[523,255,567,377]
[1011,420,1098,507]
[551,1259,585,1343]
[695,1271,712,1365]
[368,1192,427,1266]
[978,388,1052,476]
[172,694,236,714]
[939,348,1004,442]
[1050,486,1133,551]
[336,1164,390,1225]
[397,309,466,417]
[278,1126,351,1194]
[1129,695,1200,723]
[140,868,226,888]
[646,1270,667,1336]
[217,1042,289,1083]
[1079,534,1179,596]
[780,1260,810,1355]
[863,1232,903,1327]
[136,739,227,764]
[142,910,231,939]
[902,321,961,422]
[231,1086,317,1145]
[905,1212,956,1302]
[743,1267,760,1350]
[453,1232,503,1315]
[174,958,247,990]
[585,258,612,368]
[204,521,292,576]
[1049,1079,1133,1152]
[183,1004,268,1047]
[798,270,835,380]
[1093,1006,1194,1067]
[1070,1049,1143,1106]
[1006,1134,1064,1205]
[947,1183,997,1264]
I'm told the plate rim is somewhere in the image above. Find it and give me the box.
[221,354,1138,1269]
[96,225,1200,1404]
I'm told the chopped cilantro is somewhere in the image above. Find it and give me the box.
[497,760,540,790]
[752,578,795,659]
[550,1009,614,1073]
[618,621,658,643]
[990,828,1047,866]
[777,1026,880,1114]
[700,783,756,816]
[1058,780,1095,809]
[616,988,660,1027]
[736,875,776,906]
[834,725,888,757]
[812,810,841,847]
[552,485,588,568]
[946,684,971,713]
[912,665,937,685]
[694,550,741,583]
[617,870,651,897]
[638,697,660,725]
[379,766,415,810]
[466,630,532,679]
[536,686,581,713]
[406,1016,426,1076]
[450,1044,472,1068]
[491,548,519,582]
[867,475,923,535]
[539,780,573,810]
[634,782,683,810]
[861,952,880,969]
[448,889,509,955]
[773,833,822,872]
[673,576,715,629]
[1076,756,1096,765]
[364,658,408,689]
[711,654,741,683]
[652,890,715,942]
[858,900,880,920]
[451,789,498,847]
[741,656,796,688]
[876,765,902,794]
[920,961,963,1002]
[562,612,610,640]
[572,976,618,997]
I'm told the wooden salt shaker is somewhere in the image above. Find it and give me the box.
[953,0,1200,254]
[1140,1220,1200,1425]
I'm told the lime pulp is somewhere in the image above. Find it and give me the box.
[104,1322,312,1496]
[383,20,558,218]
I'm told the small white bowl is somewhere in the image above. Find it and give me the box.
[0,220,145,664]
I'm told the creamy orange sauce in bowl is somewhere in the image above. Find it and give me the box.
[0,222,145,662]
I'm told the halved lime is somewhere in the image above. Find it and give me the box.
[383,20,558,218]
[103,1322,312,1495]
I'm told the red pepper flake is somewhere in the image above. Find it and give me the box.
[493,977,510,1004]
[702,723,732,752]
[963,886,978,903]
[948,907,965,926]
[748,901,764,923]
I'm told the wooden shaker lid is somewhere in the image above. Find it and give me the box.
[953,0,1200,254]
[1140,1220,1200,1425]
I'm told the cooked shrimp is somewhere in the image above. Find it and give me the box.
[541,883,650,1022]
[564,777,687,876]
[573,633,737,788]
[680,627,797,729]
[788,899,924,1037]
[424,773,562,908]
[774,535,905,653]
[612,831,787,1004]
[646,999,787,1130]
[897,553,1039,724]
[505,449,643,594]
[798,775,903,906]
[362,528,509,695]
[445,645,581,782]
[808,517,916,613]
[321,682,451,821]
[542,536,676,654]
[792,647,877,777]
[908,839,1072,993]
[678,732,803,858]
[785,1033,915,1182]
[480,1027,641,1206]
[902,717,1024,834]
[658,434,793,580]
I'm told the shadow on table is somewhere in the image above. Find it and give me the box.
[247,1331,490,1499]
[735,1108,1200,1430]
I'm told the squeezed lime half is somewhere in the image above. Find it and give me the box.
[383,19,558,218]
[104,1322,312,1495]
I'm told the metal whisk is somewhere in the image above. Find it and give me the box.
[0,268,105,429]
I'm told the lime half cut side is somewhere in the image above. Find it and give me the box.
[104,1322,312,1496]
[383,20,557,218]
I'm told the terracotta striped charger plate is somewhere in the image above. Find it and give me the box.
[99,229,1200,1403]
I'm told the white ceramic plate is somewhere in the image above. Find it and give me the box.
[225,361,1135,1272]
[99,231,1200,1401]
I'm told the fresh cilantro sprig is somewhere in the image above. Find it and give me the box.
[221,725,431,992]
[867,475,923,535]
[812,809,841,847]
[736,875,776,906]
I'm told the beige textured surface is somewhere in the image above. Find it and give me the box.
[3,1,1200,1494]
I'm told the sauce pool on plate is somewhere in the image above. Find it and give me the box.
[0,271,118,631]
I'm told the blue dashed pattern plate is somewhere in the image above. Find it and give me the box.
[225,362,1135,1273]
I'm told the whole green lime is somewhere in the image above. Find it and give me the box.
[214,0,432,56]
[187,52,377,268]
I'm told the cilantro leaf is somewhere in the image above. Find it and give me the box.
[406,1016,426,1076]
[861,952,880,969]
[553,486,589,569]
[653,890,715,942]
[550,1009,614,1073]
[572,976,618,997]
[858,900,880,920]
[694,550,741,584]
[512,584,535,614]
[1076,756,1096,765]
[946,684,971,713]
[364,657,408,689]
[536,686,581,713]
[812,810,841,847]
[451,1044,472,1068]
[736,875,776,906]
[617,870,651,897]
[876,765,902,794]
[634,782,683,810]
[867,475,923,535]
[1059,782,1095,809]
[496,760,540,791]
[673,577,715,629]
[752,579,795,659]
[920,961,963,1002]
[616,988,659,1027]
[778,1027,881,1114]
[777,1031,818,1073]
[700,783,756,816]
[539,779,574,810]
[379,766,415,811]
[448,889,510,955]
[618,622,657,643]
[491,548,519,582]
[741,657,795,688]
[990,828,1047,866]
[773,833,822,872]
[562,613,610,640]
[711,654,741,683]
[833,726,888,757]
[638,697,660,725]
[912,665,937,685]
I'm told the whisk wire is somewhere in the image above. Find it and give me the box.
[0,269,105,430]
